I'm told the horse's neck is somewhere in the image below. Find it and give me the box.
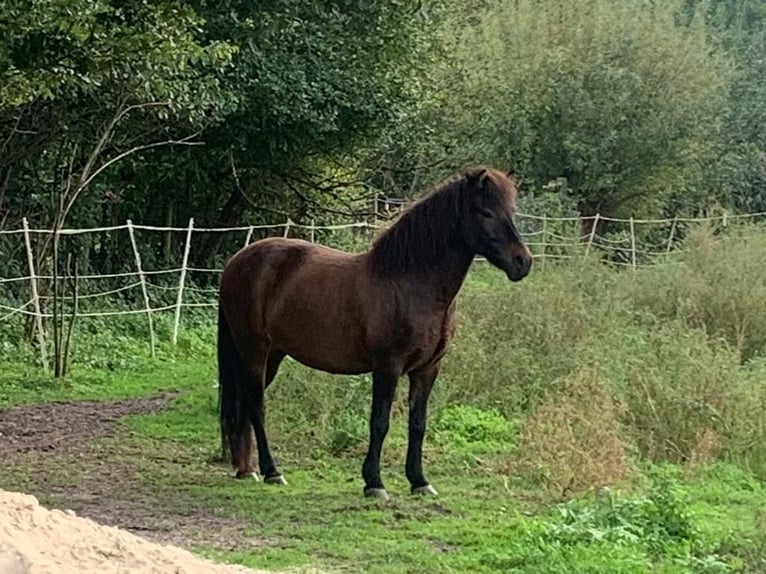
[414,245,475,306]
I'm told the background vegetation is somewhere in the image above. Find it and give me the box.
[1,0,764,269]
[2,224,766,572]
[2,1,766,571]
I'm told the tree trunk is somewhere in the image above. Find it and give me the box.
[578,201,606,239]
[195,186,245,266]
[162,200,174,264]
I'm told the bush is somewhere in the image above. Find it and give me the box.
[597,322,739,464]
[328,410,368,455]
[544,468,696,556]
[516,366,631,497]
[629,224,766,361]
[432,404,515,455]
[440,258,623,414]
[721,358,766,478]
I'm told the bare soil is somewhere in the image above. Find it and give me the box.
[0,394,263,550]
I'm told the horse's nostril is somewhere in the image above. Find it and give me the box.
[514,255,526,269]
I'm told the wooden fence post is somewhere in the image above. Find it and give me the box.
[629,217,637,271]
[243,225,254,248]
[666,216,678,255]
[127,220,156,357]
[540,214,547,270]
[283,218,292,238]
[172,218,194,346]
[22,217,48,370]
[583,213,600,261]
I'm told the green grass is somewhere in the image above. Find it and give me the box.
[3,350,762,573]
[0,357,212,407]
[111,361,763,573]
[2,223,766,572]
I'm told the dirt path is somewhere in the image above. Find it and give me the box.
[0,394,174,456]
[0,394,273,571]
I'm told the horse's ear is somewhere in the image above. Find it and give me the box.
[478,169,490,189]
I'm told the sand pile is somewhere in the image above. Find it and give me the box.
[0,489,263,574]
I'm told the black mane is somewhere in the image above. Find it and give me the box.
[369,169,483,275]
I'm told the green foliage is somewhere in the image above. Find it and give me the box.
[700,0,766,213]
[0,0,435,266]
[546,468,696,554]
[432,404,515,454]
[0,0,235,111]
[386,0,732,220]
[327,411,368,456]
[325,375,372,455]
[438,258,620,413]
[629,224,766,361]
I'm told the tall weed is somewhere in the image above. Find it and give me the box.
[516,366,631,497]
[629,224,766,361]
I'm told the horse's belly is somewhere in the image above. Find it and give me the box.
[286,348,371,375]
[280,333,372,375]
[269,311,373,375]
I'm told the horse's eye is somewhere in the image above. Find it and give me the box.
[479,209,493,219]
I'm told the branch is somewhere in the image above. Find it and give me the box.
[0,114,24,154]
[120,101,173,117]
[76,100,127,190]
[81,132,203,192]
[0,166,11,215]
[75,100,172,191]
[282,178,377,219]
[61,133,203,228]
[229,152,289,218]
[376,155,449,175]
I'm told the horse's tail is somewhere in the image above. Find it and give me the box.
[217,304,250,466]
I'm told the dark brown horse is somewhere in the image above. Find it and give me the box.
[218,166,532,500]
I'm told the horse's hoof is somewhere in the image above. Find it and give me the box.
[412,484,438,496]
[265,474,288,486]
[235,470,260,481]
[364,487,390,501]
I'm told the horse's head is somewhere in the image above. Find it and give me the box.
[461,168,532,282]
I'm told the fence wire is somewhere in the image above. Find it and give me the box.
[1,211,764,364]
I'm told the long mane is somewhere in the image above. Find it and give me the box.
[368,169,483,275]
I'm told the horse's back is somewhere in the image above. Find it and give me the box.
[220,238,375,373]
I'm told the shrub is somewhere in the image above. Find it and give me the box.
[607,323,739,464]
[440,259,623,414]
[629,224,766,361]
[544,468,696,557]
[721,358,766,478]
[432,404,515,454]
[516,366,631,497]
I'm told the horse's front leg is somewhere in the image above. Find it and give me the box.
[361,365,400,500]
[406,363,439,496]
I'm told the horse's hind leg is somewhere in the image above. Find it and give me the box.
[406,363,440,496]
[234,432,256,479]
[248,347,287,484]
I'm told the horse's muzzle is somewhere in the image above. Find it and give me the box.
[506,250,532,282]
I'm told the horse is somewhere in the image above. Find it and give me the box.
[217,166,533,500]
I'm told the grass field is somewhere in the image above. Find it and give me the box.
[1,224,766,573]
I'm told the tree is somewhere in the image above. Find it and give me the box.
[387,0,733,224]
[700,0,766,213]
[0,0,236,235]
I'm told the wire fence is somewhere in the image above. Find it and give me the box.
[1,210,764,366]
